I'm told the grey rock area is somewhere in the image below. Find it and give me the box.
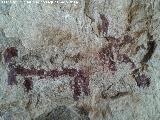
[35,106,90,120]
[0,0,160,120]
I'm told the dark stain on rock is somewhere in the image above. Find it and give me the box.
[101,90,108,99]
[25,96,32,110]
[101,85,113,99]
[126,4,140,31]
[72,53,84,63]
[110,92,130,100]
[84,0,94,22]
[141,40,156,63]
[50,54,58,65]
[35,93,40,107]
[22,52,41,61]
[76,106,89,117]
[132,69,150,88]
[23,77,33,92]
[135,74,150,88]
[22,54,29,61]
[49,56,55,65]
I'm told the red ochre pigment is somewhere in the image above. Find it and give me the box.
[4,14,150,100]
[4,47,18,63]
[17,65,89,100]
[4,48,90,100]
[15,65,90,100]
[98,39,136,73]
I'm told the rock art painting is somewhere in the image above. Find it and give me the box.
[0,1,158,120]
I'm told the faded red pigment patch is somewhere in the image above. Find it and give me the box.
[98,37,135,73]
[98,45,117,72]
[4,47,18,85]
[4,47,18,63]
[99,14,109,37]
[7,63,17,85]
[117,54,136,69]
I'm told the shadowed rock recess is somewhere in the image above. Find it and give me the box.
[0,0,160,120]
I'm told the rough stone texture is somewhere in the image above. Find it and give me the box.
[0,0,160,120]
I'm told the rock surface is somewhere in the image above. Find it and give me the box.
[0,0,160,120]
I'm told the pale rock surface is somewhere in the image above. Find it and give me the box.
[0,0,160,120]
